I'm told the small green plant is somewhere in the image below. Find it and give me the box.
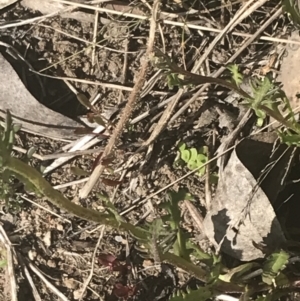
[227,64,300,143]
[174,143,208,176]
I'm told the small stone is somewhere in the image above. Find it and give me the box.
[28,250,37,260]
[47,260,56,268]
[43,231,52,247]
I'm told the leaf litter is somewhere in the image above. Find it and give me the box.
[1,1,300,301]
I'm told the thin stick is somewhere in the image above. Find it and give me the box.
[28,263,70,301]
[79,0,161,199]
[78,226,105,300]
[20,195,71,224]
[12,145,104,161]
[91,4,100,67]
[17,254,42,301]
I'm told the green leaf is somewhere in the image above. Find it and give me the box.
[197,153,207,164]
[92,114,107,127]
[186,240,212,262]
[187,160,198,170]
[0,259,7,268]
[282,0,300,27]
[254,108,266,119]
[169,286,213,301]
[161,190,192,260]
[178,142,186,152]
[262,249,289,285]
[13,123,22,133]
[189,148,198,162]
[227,64,244,86]
[219,262,259,283]
[98,193,123,225]
[76,93,95,111]
[277,130,300,146]
[208,254,223,283]
[180,149,191,163]
[26,147,37,159]
[256,117,264,127]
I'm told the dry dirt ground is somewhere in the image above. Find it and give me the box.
[0,1,299,301]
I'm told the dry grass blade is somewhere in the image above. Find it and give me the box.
[17,254,42,301]
[79,0,161,199]
[43,127,105,174]
[0,226,17,301]
[28,263,70,301]
[20,195,71,223]
[78,226,105,300]
[184,200,206,235]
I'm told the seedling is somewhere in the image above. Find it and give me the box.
[174,142,208,176]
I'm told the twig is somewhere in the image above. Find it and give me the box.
[43,127,105,174]
[20,195,71,224]
[193,0,267,70]
[38,24,138,54]
[12,145,104,161]
[205,146,212,210]
[29,69,170,96]
[17,254,42,301]
[184,200,206,235]
[28,263,70,301]
[53,178,88,189]
[91,3,100,67]
[79,0,161,199]
[0,5,77,29]
[78,226,105,300]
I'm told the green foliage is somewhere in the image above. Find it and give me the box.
[282,0,300,27]
[160,189,193,260]
[240,75,282,127]
[227,64,244,86]
[98,192,124,225]
[186,240,212,262]
[0,111,18,164]
[207,253,223,284]
[0,112,23,209]
[219,262,260,283]
[175,143,218,183]
[262,249,289,286]
[167,72,186,89]
[0,113,297,301]
[175,143,208,176]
